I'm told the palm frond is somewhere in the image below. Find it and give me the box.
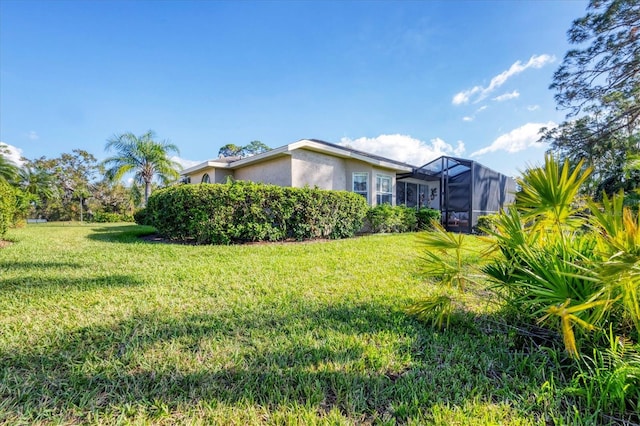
[405,296,454,329]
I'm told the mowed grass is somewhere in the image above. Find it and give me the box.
[1,224,565,425]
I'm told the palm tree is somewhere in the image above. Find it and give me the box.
[19,165,55,200]
[102,130,181,205]
[0,145,19,184]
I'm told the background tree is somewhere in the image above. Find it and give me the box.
[17,163,54,219]
[0,145,36,228]
[55,150,99,220]
[87,179,134,216]
[18,151,99,221]
[218,141,271,158]
[218,143,243,157]
[242,140,270,157]
[103,130,181,205]
[542,0,640,198]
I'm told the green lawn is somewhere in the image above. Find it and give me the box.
[1,223,569,425]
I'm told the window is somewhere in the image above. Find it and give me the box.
[352,172,368,202]
[201,173,210,183]
[376,174,392,205]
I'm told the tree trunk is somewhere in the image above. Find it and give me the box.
[144,181,151,206]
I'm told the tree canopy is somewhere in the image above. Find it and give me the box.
[218,144,243,157]
[543,0,640,198]
[103,130,181,205]
[218,141,271,158]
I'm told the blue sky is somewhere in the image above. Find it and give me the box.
[1,0,589,177]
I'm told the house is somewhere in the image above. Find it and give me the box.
[181,139,516,232]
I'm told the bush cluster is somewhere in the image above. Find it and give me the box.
[365,205,440,233]
[90,211,135,223]
[142,181,369,244]
[365,204,416,233]
[413,155,639,419]
[473,213,499,235]
[133,208,151,226]
[0,180,16,238]
[415,207,441,230]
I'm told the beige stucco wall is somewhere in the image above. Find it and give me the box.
[234,155,292,186]
[290,149,347,190]
[291,154,401,206]
[186,166,218,184]
[214,169,234,184]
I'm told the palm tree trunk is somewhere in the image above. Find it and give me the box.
[144,181,151,206]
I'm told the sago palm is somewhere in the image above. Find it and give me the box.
[516,154,592,234]
[406,222,481,328]
[588,192,640,335]
[486,156,607,357]
[103,130,182,205]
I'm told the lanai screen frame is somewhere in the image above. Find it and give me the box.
[422,156,473,233]
[399,156,515,233]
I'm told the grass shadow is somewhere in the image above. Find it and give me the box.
[0,260,83,270]
[0,274,146,292]
[86,225,157,243]
[0,301,560,423]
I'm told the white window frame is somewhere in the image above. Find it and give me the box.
[201,173,211,183]
[376,174,393,205]
[352,172,369,203]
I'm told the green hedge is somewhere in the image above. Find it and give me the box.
[90,212,135,223]
[365,204,416,233]
[0,180,16,238]
[416,207,441,230]
[144,181,369,244]
[365,205,441,233]
[474,213,500,235]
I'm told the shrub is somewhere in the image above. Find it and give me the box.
[145,181,369,244]
[0,180,15,238]
[365,204,417,233]
[414,155,640,419]
[474,213,499,235]
[416,207,441,230]
[133,208,151,226]
[91,211,135,223]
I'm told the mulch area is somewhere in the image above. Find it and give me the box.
[0,240,12,249]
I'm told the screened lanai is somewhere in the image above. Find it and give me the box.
[397,156,516,233]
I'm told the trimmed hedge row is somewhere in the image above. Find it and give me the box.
[90,212,135,223]
[365,204,441,233]
[142,181,369,244]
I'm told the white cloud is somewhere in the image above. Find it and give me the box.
[527,105,540,111]
[470,122,557,157]
[462,105,488,122]
[452,54,555,105]
[0,142,25,166]
[339,134,465,166]
[27,131,39,140]
[492,90,520,102]
[452,86,481,105]
[171,156,202,170]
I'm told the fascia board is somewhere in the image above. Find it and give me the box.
[226,145,292,169]
[180,161,231,175]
